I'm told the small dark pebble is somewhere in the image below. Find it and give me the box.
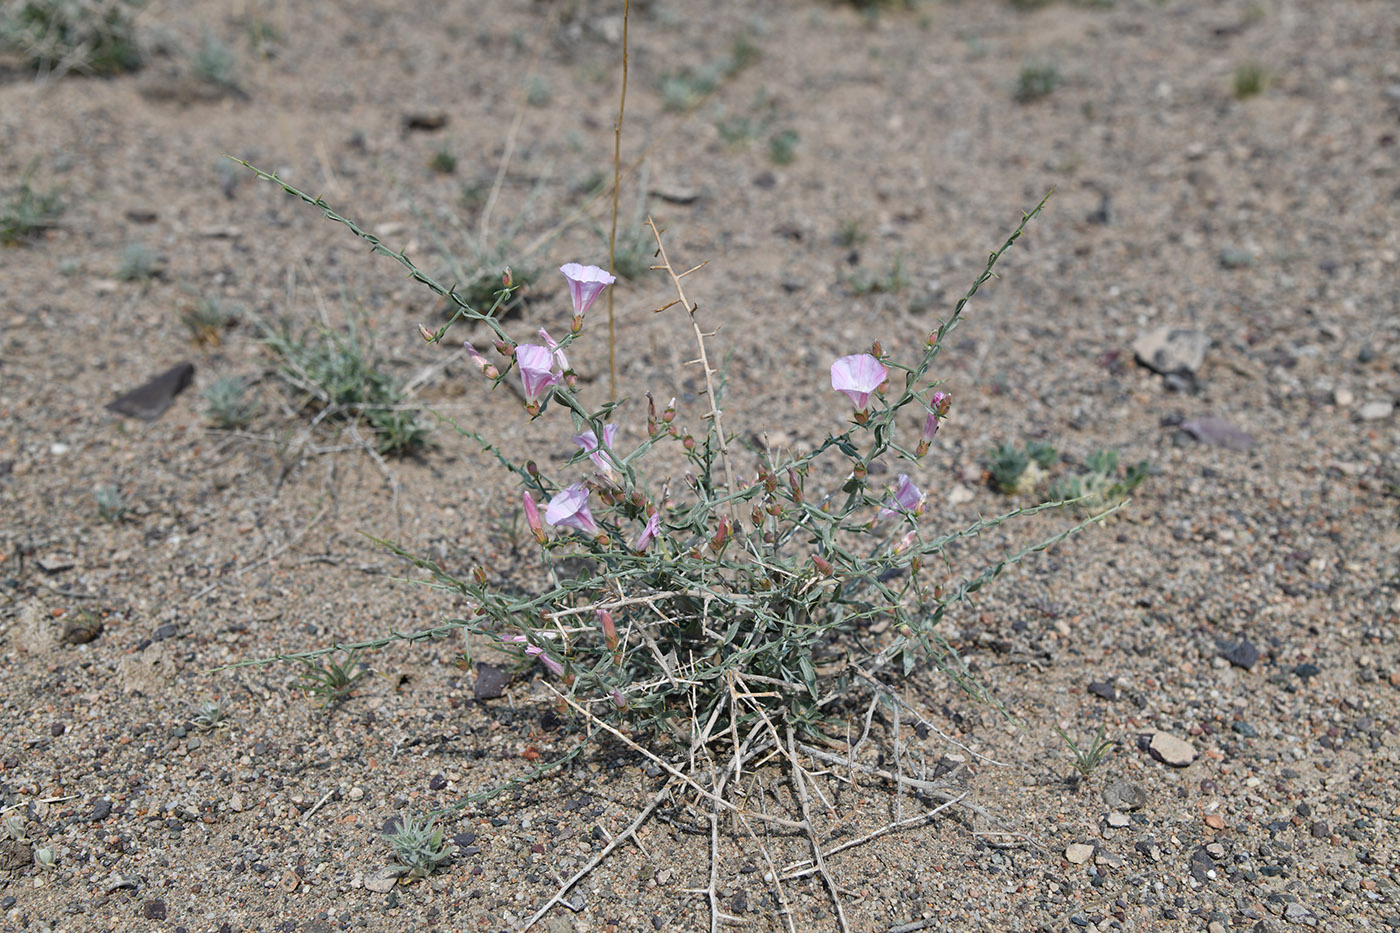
[428,774,447,791]
[457,845,481,857]
[1311,821,1330,839]
[385,890,400,910]
[1293,663,1321,681]
[1,897,14,909]
[1233,721,1258,738]
[1296,802,1311,818]
[490,817,508,827]
[143,900,167,920]
[1088,681,1117,701]
[1071,916,1089,928]
[152,623,177,642]
[1222,639,1259,670]
[51,722,65,737]
[453,832,476,847]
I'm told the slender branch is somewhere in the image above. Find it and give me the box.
[607,0,630,399]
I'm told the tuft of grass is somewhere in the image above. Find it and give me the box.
[193,30,239,92]
[116,242,155,282]
[845,256,908,295]
[260,318,428,456]
[0,162,63,245]
[179,296,240,346]
[1055,724,1116,780]
[1015,63,1061,102]
[835,218,867,248]
[0,0,143,77]
[201,376,260,430]
[1048,448,1148,508]
[191,698,232,731]
[382,812,451,881]
[293,649,371,705]
[1233,62,1266,99]
[767,129,800,165]
[93,484,129,523]
[429,147,457,175]
[525,74,551,107]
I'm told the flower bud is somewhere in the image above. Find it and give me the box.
[910,556,921,574]
[682,434,695,452]
[597,608,618,652]
[662,399,677,423]
[523,491,546,544]
[418,323,435,342]
[708,516,732,555]
[493,339,516,357]
[787,469,803,504]
[926,330,938,347]
[751,506,765,528]
[502,267,513,288]
[571,314,584,335]
[609,687,628,711]
[526,460,540,478]
[870,340,883,358]
[852,463,867,481]
[931,391,951,416]
[812,555,833,575]
[472,566,488,586]
[647,393,659,438]
[767,502,782,517]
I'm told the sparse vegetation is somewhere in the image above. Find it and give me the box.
[1015,63,1061,102]
[201,376,260,430]
[1233,62,1266,99]
[0,162,62,245]
[0,0,144,77]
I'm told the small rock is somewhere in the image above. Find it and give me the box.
[0,840,32,871]
[1358,400,1393,421]
[105,362,195,422]
[1204,813,1226,830]
[473,663,511,700]
[348,786,365,802]
[428,774,447,791]
[1293,662,1321,681]
[1133,327,1210,376]
[1283,902,1315,925]
[36,555,74,574]
[1310,821,1330,839]
[1189,846,1215,884]
[1065,843,1095,865]
[402,113,448,132]
[143,899,167,920]
[1332,387,1354,407]
[1149,732,1197,767]
[1180,416,1256,451]
[60,614,104,645]
[1232,720,1258,737]
[1088,681,1117,701]
[364,867,401,893]
[1103,780,1148,811]
[91,798,112,821]
[1106,811,1131,828]
[1222,638,1259,670]
[229,793,245,812]
[1095,850,1125,869]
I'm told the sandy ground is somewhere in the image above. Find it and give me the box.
[1,0,1398,930]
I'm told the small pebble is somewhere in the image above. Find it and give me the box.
[1065,843,1095,865]
[1149,732,1197,767]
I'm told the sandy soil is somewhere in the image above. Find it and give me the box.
[1,0,1397,931]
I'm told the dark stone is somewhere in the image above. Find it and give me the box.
[1180,416,1256,451]
[51,722,65,737]
[402,113,447,131]
[1088,681,1117,701]
[1311,821,1330,839]
[105,363,195,422]
[428,774,447,791]
[1104,780,1148,811]
[143,899,168,920]
[752,171,777,189]
[1293,663,1321,681]
[152,623,177,642]
[60,615,104,645]
[452,832,476,847]
[1232,721,1258,738]
[1223,638,1259,670]
[1189,846,1214,884]
[91,798,112,821]
[472,663,511,700]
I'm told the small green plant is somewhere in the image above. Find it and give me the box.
[986,441,1055,494]
[767,129,800,165]
[191,698,232,731]
[293,649,371,705]
[0,0,144,78]
[179,296,239,346]
[1233,62,1266,99]
[93,484,129,523]
[659,65,721,112]
[1015,64,1061,102]
[0,162,63,245]
[1054,724,1115,780]
[116,242,155,282]
[193,30,239,92]
[2,813,27,842]
[260,318,428,455]
[429,147,457,175]
[525,74,551,107]
[202,376,260,430]
[846,256,908,295]
[715,113,760,146]
[1048,448,1148,508]
[33,846,57,869]
[382,811,451,881]
[835,218,867,248]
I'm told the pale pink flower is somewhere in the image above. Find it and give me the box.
[830,354,888,411]
[499,633,528,644]
[559,263,617,318]
[878,474,924,520]
[515,344,562,407]
[573,423,620,475]
[525,644,564,677]
[545,483,600,536]
[609,687,628,711]
[633,511,660,552]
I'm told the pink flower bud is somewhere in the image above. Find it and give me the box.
[502,267,513,288]
[525,644,564,677]
[609,687,628,711]
[597,608,618,652]
[418,323,435,342]
[708,516,732,555]
[523,491,546,544]
[812,555,833,575]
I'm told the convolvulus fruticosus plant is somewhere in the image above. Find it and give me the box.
[226,166,1117,804]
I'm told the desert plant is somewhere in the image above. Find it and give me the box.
[430,147,457,175]
[0,0,143,77]
[191,698,232,731]
[382,811,451,880]
[201,376,259,430]
[93,484,129,523]
[1233,62,1266,99]
[293,649,371,705]
[226,168,1120,813]
[767,129,800,165]
[0,162,63,245]
[1054,723,1115,779]
[1015,63,1060,102]
[193,30,239,91]
[1048,448,1148,508]
[179,295,239,346]
[116,242,155,282]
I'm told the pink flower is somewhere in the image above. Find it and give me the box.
[560,263,617,319]
[830,354,888,411]
[878,474,924,520]
[545,483,600,536]
[609,687,628,711]
[515,344,563,409]
[525,644,564,677]
[523,491,546,544]
[597,608,618,651]
[632,511,660,552]
[499,633,528,644]
[573,423,620,475]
